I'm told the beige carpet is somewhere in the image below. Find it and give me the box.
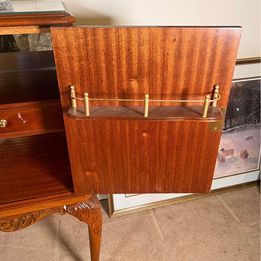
[0,185,260,261]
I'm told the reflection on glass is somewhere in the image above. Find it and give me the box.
[0,0,65,14]
[0,0,13,12]
[0,33,52,53]
[214,78,261,178]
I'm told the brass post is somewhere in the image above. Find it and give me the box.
[212,85,219,107]
[84,92,90,116]
[144,94,149,117]
[202,94,210,118]
[70,86,77,108]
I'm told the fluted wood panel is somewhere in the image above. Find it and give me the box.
[51,27,241,108]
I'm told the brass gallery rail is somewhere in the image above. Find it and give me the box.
[69,85,221,118]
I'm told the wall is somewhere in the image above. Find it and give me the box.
[62,0,261,58]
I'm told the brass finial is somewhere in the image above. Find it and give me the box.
[70,86,77,108]
[84,92,90,116]
[202,94,210,118]
[144,94,149,117]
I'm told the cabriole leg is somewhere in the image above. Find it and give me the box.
[67,195,102,261]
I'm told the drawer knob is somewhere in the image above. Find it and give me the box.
[0,119,7,128]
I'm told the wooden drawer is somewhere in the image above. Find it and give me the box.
[0,100,64,138]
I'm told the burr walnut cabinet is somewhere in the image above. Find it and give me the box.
[0,10,241,261]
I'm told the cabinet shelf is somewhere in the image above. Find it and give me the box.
[0,51,59,105]
[0,132,73,204]
[68,105,224,121]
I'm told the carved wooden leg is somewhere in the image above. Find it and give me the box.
[66,195,102,261]
[0,194,102,261]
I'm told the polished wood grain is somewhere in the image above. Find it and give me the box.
[0,12,75,27]
[64,117,221,193]
[52,27,241,194]
[0,51,59,104]
[0,193,85,217]
[0,25,50,35]
[0,100,64,138]
[51,27,241,109]
[0,132,73,204]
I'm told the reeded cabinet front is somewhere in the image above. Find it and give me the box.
[51,26,241,194]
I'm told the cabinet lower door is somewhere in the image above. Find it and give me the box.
[64,117,221,193]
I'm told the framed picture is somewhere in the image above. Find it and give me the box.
[214,76,260,178]
[108,59,261,217]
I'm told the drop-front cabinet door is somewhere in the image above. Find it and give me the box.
[51,27,241,194]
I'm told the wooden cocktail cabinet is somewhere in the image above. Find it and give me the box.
[0,9,241,261]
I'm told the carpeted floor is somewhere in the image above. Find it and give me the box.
[0,184,260,261]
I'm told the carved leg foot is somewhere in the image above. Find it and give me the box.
[67,195,102,261]
[0,194,102,261]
